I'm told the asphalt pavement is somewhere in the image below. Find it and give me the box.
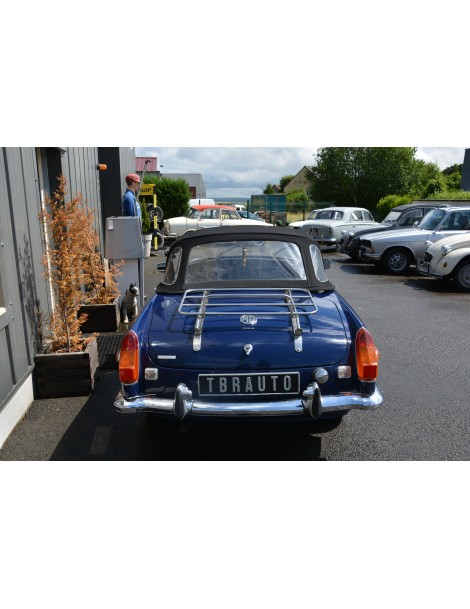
[0,249,167,461]
[1,246,469,460]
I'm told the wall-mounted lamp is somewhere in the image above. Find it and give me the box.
[97,164,107,171]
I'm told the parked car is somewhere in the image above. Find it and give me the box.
[163,205,270,239]
[289,207,380,247]
[115,226,383,429]
[360,206,470,274]
[238,209,267,222]
[417,233,470,291]
[189,198,215,207]
[288,208,320,228]
[338,202,441,260]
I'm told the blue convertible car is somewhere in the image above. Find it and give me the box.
[115,226,383,426]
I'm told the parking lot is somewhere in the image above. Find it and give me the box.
[1,250,469,461]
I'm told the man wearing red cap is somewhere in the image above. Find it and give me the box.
[122,173,142,219]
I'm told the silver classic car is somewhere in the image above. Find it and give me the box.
[337,202,441,260]
[360,206,470,274]
[289,207,381,247]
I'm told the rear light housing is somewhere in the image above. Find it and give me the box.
[119,330,140,384]
[356,328,380,382]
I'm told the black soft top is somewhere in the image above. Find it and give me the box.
[157,226,335,293]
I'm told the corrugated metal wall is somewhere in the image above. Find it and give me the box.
[0,146,135,421]
[461,149,470,191]
[0,148,47,408]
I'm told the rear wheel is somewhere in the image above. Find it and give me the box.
[452,258,470,291]
[382,248,412,274]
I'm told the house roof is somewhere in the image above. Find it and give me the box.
[136,157,158,172]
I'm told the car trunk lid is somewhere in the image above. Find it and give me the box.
[147,290,349,370]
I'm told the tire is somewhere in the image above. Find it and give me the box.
[147,205,164,223]
[382,248,412,275]
[452,258,470,291]
[153,229,165,251]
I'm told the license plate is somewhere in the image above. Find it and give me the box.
[198,372,300,397]
[417,260,431,275]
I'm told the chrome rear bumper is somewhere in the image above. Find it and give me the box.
[115,382,383,420]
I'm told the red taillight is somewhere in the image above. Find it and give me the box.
[356,328,380,382]
[119,331,140,384]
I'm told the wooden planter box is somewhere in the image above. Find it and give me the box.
[34,337,99,399]
[78,298,120,333]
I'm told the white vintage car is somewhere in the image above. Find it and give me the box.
[289,207,381,246]
[164,205,271,239]
[417,233,470,291]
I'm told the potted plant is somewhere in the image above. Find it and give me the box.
[34,176,101,398]
[77,210,123,333]
[141,203,153,258]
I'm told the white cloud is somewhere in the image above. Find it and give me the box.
[137,147,468,198]
[136,147,317,197]
[416,147,466,169]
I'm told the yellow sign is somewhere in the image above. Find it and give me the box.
[139,184,155,196]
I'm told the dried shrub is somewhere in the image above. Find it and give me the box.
[38,175,121,352]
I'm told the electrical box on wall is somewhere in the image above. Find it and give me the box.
[105,217,144,259]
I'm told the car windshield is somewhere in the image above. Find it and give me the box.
[382,211,401,225]
[315,210,344,220]
[419,209,447,231]
[183,240,308,283]
[185,208,201,219]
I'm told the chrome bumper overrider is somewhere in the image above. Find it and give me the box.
[115,382,384,420]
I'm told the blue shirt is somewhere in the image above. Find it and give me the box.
[122,189,142,219]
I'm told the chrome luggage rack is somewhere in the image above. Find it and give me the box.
[178,288,318,352]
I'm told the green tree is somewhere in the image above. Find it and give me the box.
[306,147,430,211]
[286,189,308,204]
[420,173,448,198]
[407,159,441,198]
[442,163,463,176]
[264,183,275,194]
[441,164,463,192]
[140,202,152,234]
[376,194,414,220]
[144,176,191,218]
[279,175,294,192]
[424,190,470,201]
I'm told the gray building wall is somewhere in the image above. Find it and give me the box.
[460,149,470,191]
[0,146,135,447]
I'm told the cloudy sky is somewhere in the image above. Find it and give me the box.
[136,147,467,199]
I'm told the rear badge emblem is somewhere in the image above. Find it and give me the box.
[244,344,253,356]
[241,315,257,326]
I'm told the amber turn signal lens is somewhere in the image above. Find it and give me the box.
[119,331,140,384]
[356,328,380,382]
